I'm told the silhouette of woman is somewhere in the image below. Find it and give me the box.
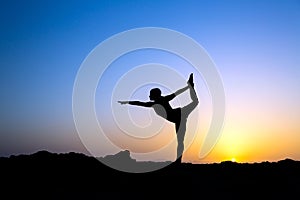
[118,73,199,163]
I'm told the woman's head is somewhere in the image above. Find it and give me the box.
[149,88,161,100]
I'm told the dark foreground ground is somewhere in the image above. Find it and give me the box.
[1,150,299,199]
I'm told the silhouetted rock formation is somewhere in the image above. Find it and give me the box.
[1,150,299,199]
[98,150,172,173]
[102,149,134,161]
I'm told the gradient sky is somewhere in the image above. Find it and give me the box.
[1,0,299,163]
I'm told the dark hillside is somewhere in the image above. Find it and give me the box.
[1,150,299,199]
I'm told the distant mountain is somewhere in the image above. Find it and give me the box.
[1,150,299,199]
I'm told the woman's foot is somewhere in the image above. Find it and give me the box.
[174,156,182,164]
[187,73,194,88]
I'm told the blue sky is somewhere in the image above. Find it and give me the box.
[0,0,299,161]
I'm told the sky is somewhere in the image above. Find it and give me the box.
[0,0,299,163]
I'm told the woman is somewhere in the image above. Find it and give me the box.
[118,73,198,163]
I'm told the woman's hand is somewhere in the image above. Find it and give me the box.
[118,101,129,105]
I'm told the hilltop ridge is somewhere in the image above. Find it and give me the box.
[1,150,299,199]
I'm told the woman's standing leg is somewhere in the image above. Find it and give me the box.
[175,120,187,163]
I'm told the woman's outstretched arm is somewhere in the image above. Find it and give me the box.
[118,101,154,107]
[174,85,189,96]
[164,85,189,101]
